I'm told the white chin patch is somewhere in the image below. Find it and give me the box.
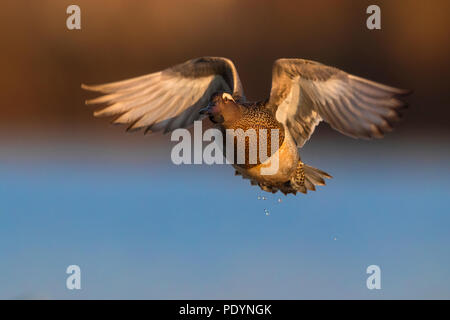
[222,92,234,101]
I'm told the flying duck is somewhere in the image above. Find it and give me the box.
[82,57,410,195]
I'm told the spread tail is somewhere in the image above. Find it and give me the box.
[235,161,332,195]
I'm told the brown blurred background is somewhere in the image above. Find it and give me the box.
[0,0,449,142]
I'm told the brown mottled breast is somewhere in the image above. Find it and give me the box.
[222,103,285,169]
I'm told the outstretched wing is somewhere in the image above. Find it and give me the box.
[82,57,245,133]
[268,58,410,147]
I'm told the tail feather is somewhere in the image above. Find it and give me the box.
[304,164,332,186]
[304,177,316,191]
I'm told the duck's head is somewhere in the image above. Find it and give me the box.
[200,92,241,125]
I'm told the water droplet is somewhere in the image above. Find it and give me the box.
[277,198,282,203]
[257,196,261,200]
[264,209,270,216]
[262,196,267,200]
[333,237,337,241]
